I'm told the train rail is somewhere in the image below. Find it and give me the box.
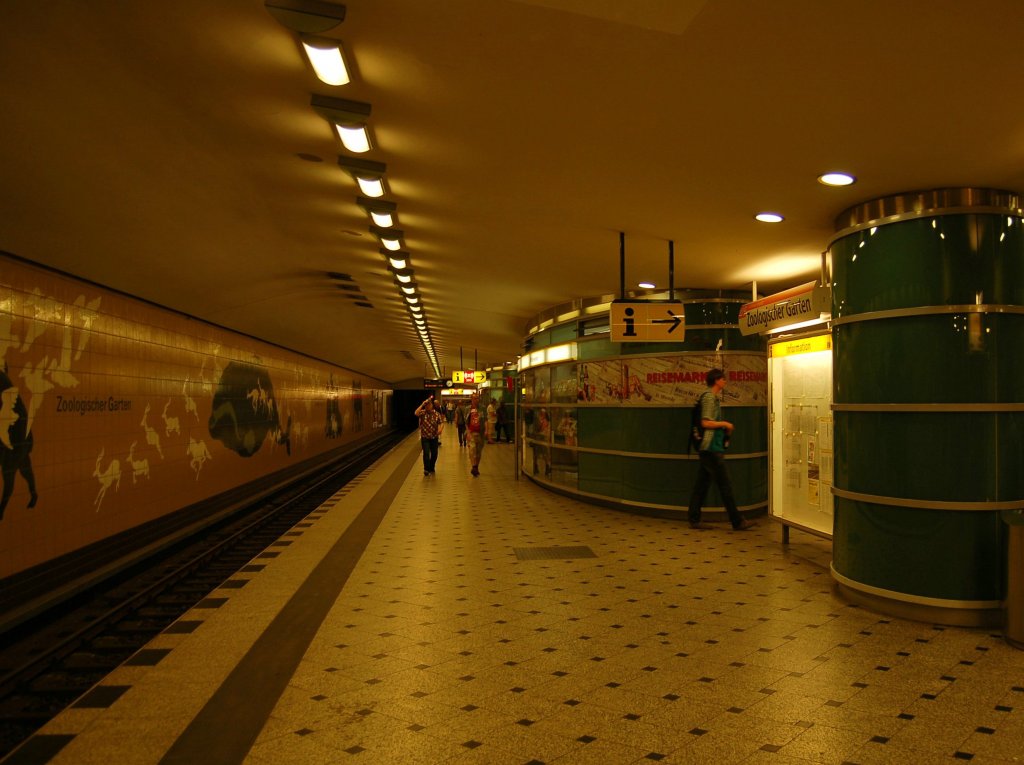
[0,434,405,759]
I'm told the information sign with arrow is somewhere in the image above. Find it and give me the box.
[610,300,686,342]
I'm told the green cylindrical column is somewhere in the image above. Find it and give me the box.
[830,188,1024,627]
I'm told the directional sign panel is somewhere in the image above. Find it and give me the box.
[452,370,488,383]
[610,301,685,342]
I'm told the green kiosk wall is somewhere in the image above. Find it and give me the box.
[520,291,767,521]
[830,188,1024,627]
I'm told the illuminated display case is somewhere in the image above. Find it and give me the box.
[768,333,834,539]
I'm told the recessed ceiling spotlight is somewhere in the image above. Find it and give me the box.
[755,212,784,223]
[638,281,656,289]
[818,172,856,187]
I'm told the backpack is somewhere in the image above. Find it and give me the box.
[688,393,706,453]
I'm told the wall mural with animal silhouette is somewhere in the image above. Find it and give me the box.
[0,254,392,579]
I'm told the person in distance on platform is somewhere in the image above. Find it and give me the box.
[688,368,757,531]
[414,396,444,476]
[466,393,487,476]
[486,397,498,443]
[454,399,468,446]
[494,399,510,443]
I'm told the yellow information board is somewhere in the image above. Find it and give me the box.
[769,334,831,358]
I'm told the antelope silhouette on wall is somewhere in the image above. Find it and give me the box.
[127,440,150,484]
[162,399,180,436]
[141,403,164,459]
[92,448,121,510]
[187,437,212,479]
[182,376,199,422]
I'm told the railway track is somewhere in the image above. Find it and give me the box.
[0,435,404,759]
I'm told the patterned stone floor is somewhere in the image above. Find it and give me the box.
[31,436,1024,764]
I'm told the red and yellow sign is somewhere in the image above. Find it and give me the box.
[452,370,487,383]
[739,282,830,336]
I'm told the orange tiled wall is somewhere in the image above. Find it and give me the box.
[0,256,391,578]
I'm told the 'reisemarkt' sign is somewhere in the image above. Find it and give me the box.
[738,282,830,336]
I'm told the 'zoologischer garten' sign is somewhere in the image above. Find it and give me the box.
[739,282,830,336]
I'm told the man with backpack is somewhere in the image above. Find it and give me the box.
[688,368,757,531]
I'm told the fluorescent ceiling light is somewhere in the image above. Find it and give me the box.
[357,176,384,197]
[336,124,370,153]
[301,37,350,85]
[371,225,403,251]
[400,284,416,295]
[406,295,420,304]
[818,172,856,186]
[337,155,386,197]
[755,212,784,223]
[638,281,656,289]
[313,96,371,152]
[388,255,408,269]
[371,210,394,227]
[358,197,396,228]
[395,272,412,283]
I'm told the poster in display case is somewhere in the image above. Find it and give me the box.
[769,333,834,539]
